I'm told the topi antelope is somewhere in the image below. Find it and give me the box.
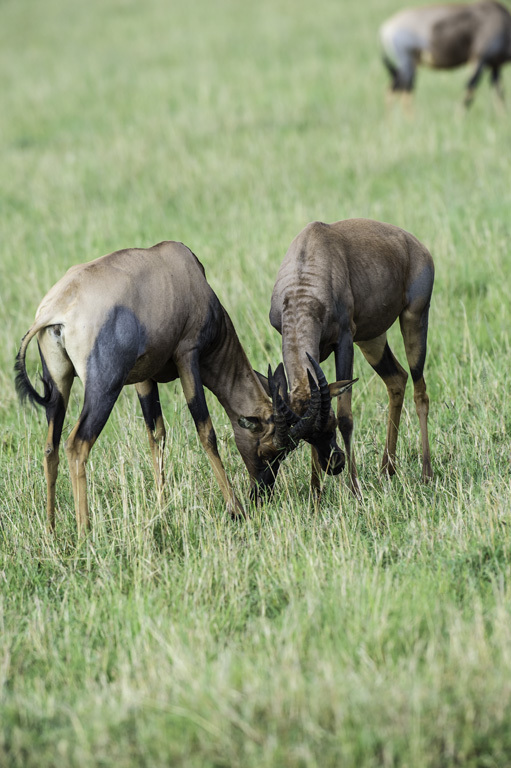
[270,219,434,497]
[379,1,511,106]
[15,240,322,535]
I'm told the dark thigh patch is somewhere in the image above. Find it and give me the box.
[87,306,147,392]
[78,306,147,442]
[407,263,434,309]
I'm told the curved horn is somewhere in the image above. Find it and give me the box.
[289,370,321,443]
[268,366,289,448]
[306,353,332,431]
[275,393,300,427]
[268,365,300,426]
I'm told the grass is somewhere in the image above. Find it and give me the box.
[2,0,511,764]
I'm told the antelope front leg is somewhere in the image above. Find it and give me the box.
[335,336,360,497]
[337,393,360,497]
[178,356,246,519]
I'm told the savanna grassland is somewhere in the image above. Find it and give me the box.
[1,0,511,765]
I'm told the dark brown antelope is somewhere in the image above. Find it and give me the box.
[380,1,511,106]
[15,240,321,535]
[270,219,434,497]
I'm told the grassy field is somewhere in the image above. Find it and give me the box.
[2,0,511,765]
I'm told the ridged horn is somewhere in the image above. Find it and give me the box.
[268,366,300,423]
[306,353,332,431]
[289,370,321,443]
[268,365,294,449]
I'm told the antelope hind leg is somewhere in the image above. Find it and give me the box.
[399,304,433,481]
[135,379,166,499]
[358,335,408,478]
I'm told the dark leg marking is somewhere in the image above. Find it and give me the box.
[372,341,407,380]
[138,382,163,434]
[136,379,166,493]
[335,334,360,495]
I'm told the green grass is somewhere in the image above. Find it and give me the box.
[2,0,511,765]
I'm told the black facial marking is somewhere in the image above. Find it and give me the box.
[250,458,280,502]
[308,433,345,475]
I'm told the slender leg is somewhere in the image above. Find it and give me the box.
[410,375,432,481]
[135,379,166,497]
[65,427,97,535]
[43,395,68,532]
[334,334,360,496]
[400,305,433,481]
[177,353,246,518]
[65,380,126,535]
[37,337,73,532]
[358,335,408,477]
[464,61,485,107]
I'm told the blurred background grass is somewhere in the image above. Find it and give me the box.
[1,0,511,765]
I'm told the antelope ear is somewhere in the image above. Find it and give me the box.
[238,416,264,433]
[329,378,358,398]
[254,371,270,396]
[255,363,289,402]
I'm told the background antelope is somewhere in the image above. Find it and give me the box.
[15,240,324,535]
[380,1,511,106]
[270,219,434,497]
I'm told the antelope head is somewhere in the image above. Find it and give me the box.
[267,353,356,476]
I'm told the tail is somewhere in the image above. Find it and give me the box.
[14,322,55,409]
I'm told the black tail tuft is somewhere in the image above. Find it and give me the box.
[14,340,53,409]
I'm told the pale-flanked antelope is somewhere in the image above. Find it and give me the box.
[380,1,511,106]
[15,240,323,535]
[270,219,434,497]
